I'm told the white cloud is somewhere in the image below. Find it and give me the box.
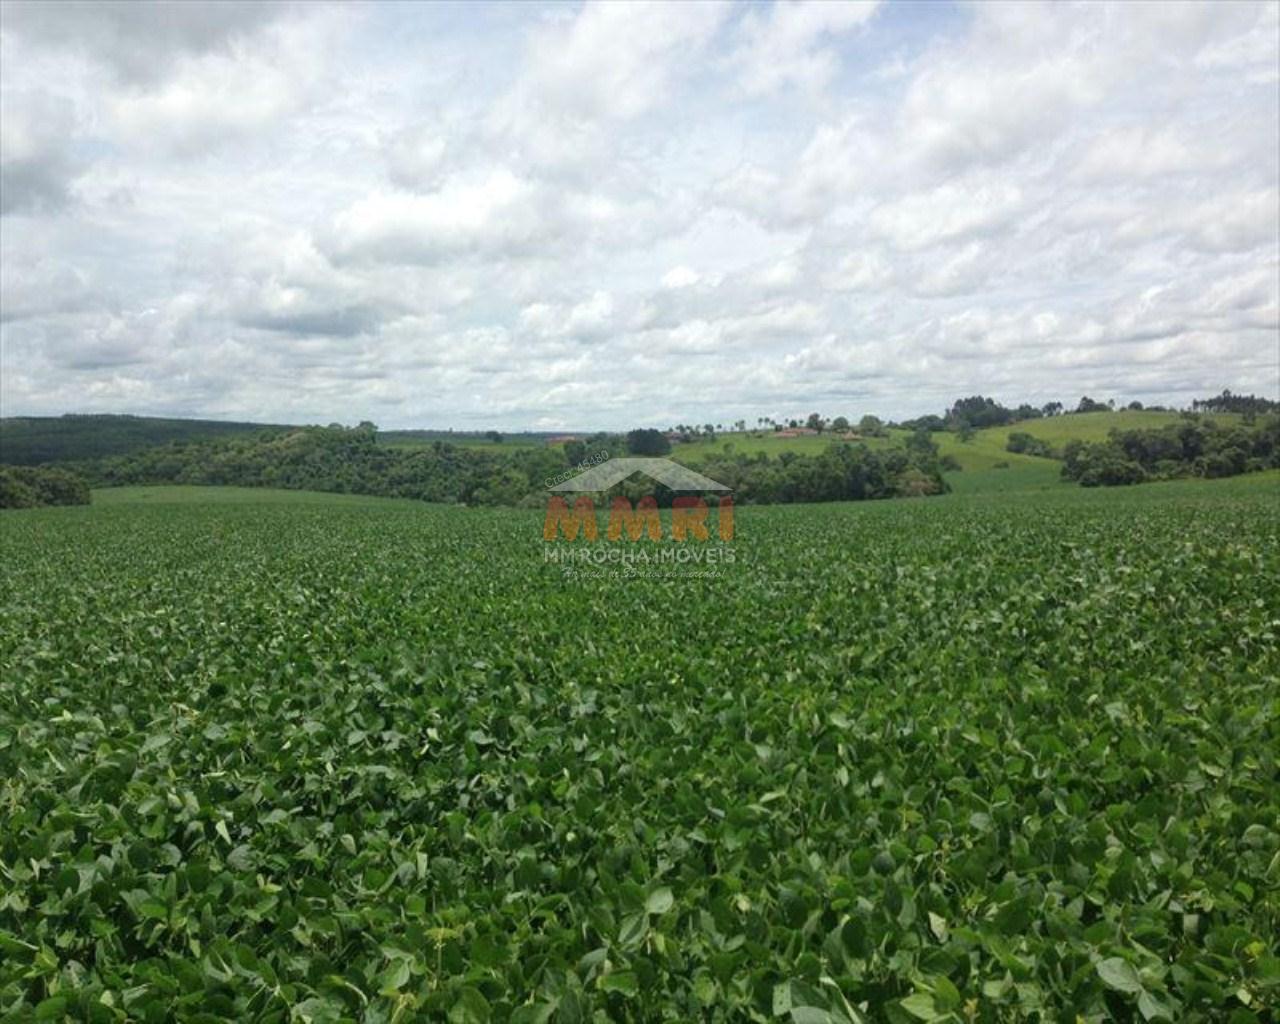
[662,266,701,289]
[106,8,346,155]
[870,182,1026,251]
[820,251,891,293]
[730,0,880,96]
[1,0,1276,426]
[521,1,729,122]
[327,169,543,264]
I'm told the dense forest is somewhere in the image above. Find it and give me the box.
[0,414,286,466]
[0,466,91,508]
[1060,416,1280,486]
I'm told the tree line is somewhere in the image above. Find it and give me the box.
[1060,416,1280,486]
[12,423,948,508]
[1189,389,1279,417]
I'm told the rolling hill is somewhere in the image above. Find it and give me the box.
[0,414,288,466]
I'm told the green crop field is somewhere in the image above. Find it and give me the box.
[669,434,895,463]
[2,476,1278,1022]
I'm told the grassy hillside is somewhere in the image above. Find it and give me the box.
[669,411,1244,495]
[978,409,1240,446]
[667,432,884,462]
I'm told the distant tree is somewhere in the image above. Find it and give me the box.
[563,440,587,465]
[806,413,825,433]
[1007,432,1056,458]
[1075,396,1110,413]
[831,416,850,432]
[1191,389,1280,415]
[1126,400,1144,411]
[1013,404,1043,421]
[485,430,504,444]
[858,414,886,437]
[0,466,90,508]
[626,428,671,456]
[947,396,1014,429]
[906,428,938,458]
[895,468,942,497]
[1042,401,1064,417]
[0,470,37,508]
[958,422,976,442]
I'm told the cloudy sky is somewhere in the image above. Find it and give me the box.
[1,1,1277,429]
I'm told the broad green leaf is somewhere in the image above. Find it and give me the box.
[448,986,491,1024]
[377,958,411,994]
[598,970,638,996]
[773,981,793,1016]
[646,887,674,915]
[509,1004,557,1024]
[899,993,943,1021]
[1097,958,1143,995]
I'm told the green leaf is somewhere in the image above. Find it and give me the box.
[226,844,255,872]
[509,1004,557,1024]
[773,981,793,1016]
[599,970,638,996]
[646,886,674,915]
[899,993,943,1021]
[618,913,648,950]
[448,986,491,1024]
[1138,990,1174,1021]
[931,976,961,1010]
[141,733,173,754]
[34,996,68,1021]
[377,958,411,994]
[1097,957,1143,995]
[790,1008,837,1024]
[291,997,344,1024]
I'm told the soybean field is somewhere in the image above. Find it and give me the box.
[1,477,1278,1022]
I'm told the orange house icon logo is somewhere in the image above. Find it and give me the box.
[544,458,734,542]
